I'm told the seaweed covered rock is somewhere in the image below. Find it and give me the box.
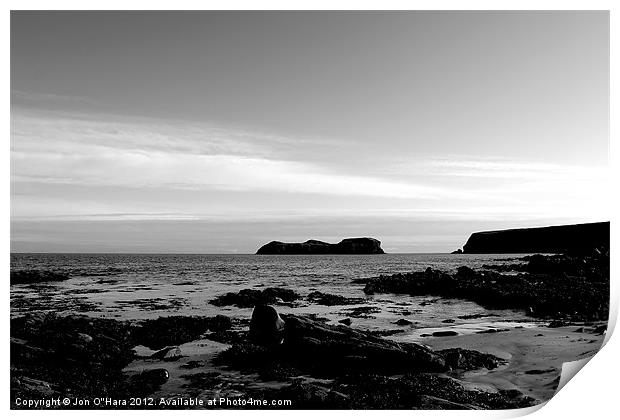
[252,373,536,409]
[210,287,300,308]
[10,313,137,403]
[437,348,505,371]
[361,256,609,321]
[524,251,609,282]
[281,314,446,375]
[131,315,232,349]
[11,270,70,285]
[306,291,365,306]
[364,267,455,295]
[10,312,236,406]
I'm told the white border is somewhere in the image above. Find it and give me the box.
[4,2,617,420]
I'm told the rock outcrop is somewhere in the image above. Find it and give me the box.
[361,252,609,321]
[460,222,609,254]
[256,237,385,254]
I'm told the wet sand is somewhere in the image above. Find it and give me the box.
[419,324,605,403]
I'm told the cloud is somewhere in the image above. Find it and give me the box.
[11,109,442,200]
[11,109,609,225]
[426,157,608,181]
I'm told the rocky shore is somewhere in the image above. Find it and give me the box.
[10,307,537,410]
[215,307,536,409]
[10,313,234,407]
[10,252,608,409]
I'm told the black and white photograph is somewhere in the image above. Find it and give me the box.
[9,8,612,411]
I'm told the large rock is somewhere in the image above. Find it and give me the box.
[250,305,286,346]
[280,313,446,374]
[461,222,609,254]
[256,237,385,254]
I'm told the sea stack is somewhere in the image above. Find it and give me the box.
[256,237,385,255]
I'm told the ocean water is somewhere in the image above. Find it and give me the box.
[10,253,543,338]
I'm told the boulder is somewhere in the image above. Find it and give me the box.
[138,368,169,386]
[250,305,286,346]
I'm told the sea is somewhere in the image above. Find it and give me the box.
[10,253,544,340]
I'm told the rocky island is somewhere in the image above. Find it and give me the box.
[460,222,609,254]
[256,237,385,255]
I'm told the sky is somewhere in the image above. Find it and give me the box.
[10,11,610,253]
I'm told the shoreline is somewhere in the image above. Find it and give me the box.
[10,252,609,409]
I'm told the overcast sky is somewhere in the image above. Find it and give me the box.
[11,11,609,253]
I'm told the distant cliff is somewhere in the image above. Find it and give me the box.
[461,222,609,254]
[256,238,385,255]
